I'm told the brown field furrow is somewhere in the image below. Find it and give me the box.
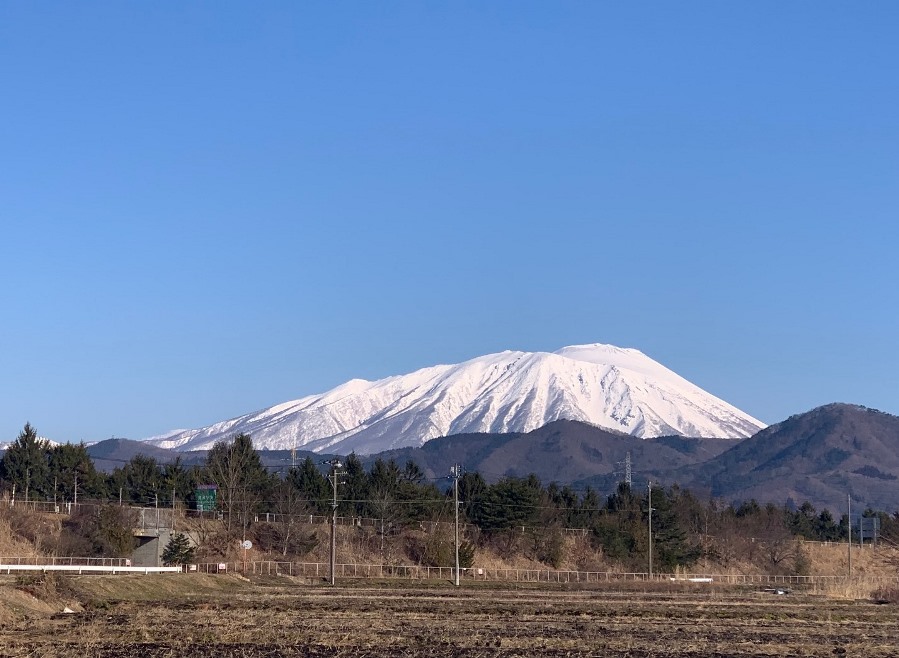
[1,576,897,657]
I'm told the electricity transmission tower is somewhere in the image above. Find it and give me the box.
[616,452,632,487]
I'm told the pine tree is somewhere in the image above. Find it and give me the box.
[339,453,368,516]
[48,442,104,501]
[1,423,51,500]
[123,454,162,506]
[649,485,699,571]
[161,532,196,566]
[288,457,329,513]
[469,476,542,531]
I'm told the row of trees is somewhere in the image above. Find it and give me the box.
[0,425,449,527]
[3,425,897,572]
[0,424,101,502]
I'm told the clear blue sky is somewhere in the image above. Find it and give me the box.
[2,2,897,443]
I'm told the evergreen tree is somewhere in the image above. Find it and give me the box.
[469,476,542,531]
[815,509,843,542]
[287,457,329,513]
[788,501,818,539]
[591,482,641,564]
[649,485,700,571]
[458,471,487,522]
[401,459,424,484]
[161,532,196,566]
[122,454,162,505]
[368,458,401,497]
[1,423,51,500]
[577,486,602,527]
[105,467,128,505]
[339,453,367,516]
[396,479,443,524]
[546,483,579,527]
[48,442,104,502]
[161,456,197,505]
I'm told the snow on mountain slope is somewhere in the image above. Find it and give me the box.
[143,343,765,454]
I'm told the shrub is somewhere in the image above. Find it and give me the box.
[60,505,136,557]
[251,522,319,556]
[539,532,566,569]
[872,586,899,604]
[406,530,475,568]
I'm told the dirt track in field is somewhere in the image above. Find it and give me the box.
[1,576,897,657]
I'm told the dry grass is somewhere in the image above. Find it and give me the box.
[803,541,897,576]
[0,508,52,557]
[1,576,899,657]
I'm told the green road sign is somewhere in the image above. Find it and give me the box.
[195,485,217,512]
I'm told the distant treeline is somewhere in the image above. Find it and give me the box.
[2,424,897,571]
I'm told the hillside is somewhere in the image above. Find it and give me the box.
[383,404,899,514]
[680,403,899,512]
[374,419,732,484]
[67,404,899,514]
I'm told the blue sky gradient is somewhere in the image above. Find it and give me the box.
[2,3,897,442]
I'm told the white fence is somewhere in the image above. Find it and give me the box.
[0,564,182,575]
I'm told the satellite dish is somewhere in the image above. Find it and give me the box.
[241,540,252,550]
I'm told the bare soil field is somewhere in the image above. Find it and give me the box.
[1,575,897,657]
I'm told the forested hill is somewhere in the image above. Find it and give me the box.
[4,403,899,514]
[3,424,899,576]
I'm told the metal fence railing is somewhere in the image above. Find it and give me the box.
[2,555,896,586]
[191,560,899,586]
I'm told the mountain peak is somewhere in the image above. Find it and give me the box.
[144,343,765,454]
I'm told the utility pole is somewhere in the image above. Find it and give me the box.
[73,474,78,507]
[326,459,343,586]
[648,481,653,580]
[172,485,176,530]
[847,494,852,578]
[450,465,461,587]
[25,468,30,506]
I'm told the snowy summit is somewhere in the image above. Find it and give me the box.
[144,343,765,454]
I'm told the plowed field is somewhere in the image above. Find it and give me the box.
[1,576,896,657]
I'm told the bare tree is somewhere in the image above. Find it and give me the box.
[272,479,309,556]
[205,434,270,534]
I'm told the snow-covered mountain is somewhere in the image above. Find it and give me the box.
[143,343,764,455]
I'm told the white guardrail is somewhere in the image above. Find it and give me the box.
[0,564,182,575]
